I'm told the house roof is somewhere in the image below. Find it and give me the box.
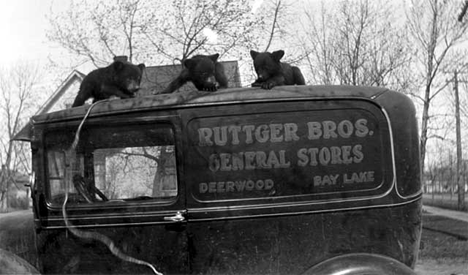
[139,60,241,95]
[12,60,241,141]
[36,70,86,114]
[13,70,86,141]
[0,167,29,191]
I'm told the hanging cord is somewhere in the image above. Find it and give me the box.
[62,100,163,275]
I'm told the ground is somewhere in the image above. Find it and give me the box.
[1,203,467,275]
[414,204,468,275]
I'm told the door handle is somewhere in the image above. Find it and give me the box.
[164,211,185,222]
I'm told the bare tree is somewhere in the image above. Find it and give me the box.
[0,62,42,211]
[444,62,468,210]
[458,0,468,22]
[47,0,154,66]
[144,0,267,62]
[297,0,413,90]
[406,0,468,179]
[47,0,270,67]
[253,0,295,53]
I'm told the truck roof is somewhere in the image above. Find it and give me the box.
[31,85,392,125]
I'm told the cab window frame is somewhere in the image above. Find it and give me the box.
[42,117,182,209]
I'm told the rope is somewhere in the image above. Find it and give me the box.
[62,100,163,275]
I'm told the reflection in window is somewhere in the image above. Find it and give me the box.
[94,146,177,199]
[45,124,177,204]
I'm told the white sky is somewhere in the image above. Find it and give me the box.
[0,0,463,167]
[0,0,326,69]
[0,0,70,68]
[0,0,266,69]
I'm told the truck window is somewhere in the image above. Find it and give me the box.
[44,123,177,204]
[187,105,393,202]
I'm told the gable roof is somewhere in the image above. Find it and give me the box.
[38,70,86,113]
[12,60,241,141]
[139,60,241,95]
[13,70,86,141]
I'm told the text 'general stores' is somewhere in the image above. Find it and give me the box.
[197,119,375,172]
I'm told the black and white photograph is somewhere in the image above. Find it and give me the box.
[0,0,467,274]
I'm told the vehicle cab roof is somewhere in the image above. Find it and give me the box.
[31,85,391,125]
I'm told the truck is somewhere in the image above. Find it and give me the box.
[3,85,422,274]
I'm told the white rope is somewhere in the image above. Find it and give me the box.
[62,100,163,275]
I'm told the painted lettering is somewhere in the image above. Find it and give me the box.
[307,119,370,140]
[198,128,213,146]
[307,121,322,140]
[270,124,283,142]
[198,123,300,146]
[199,179,275,193]
[355,119,370,137]
[255,125,270,143]
[284,123,300,142]
[297,145,363,166]
[213,126,228,146]
[209,151,291,172]
[337,120,353,138]
[343,171,375,184]
[243,125,255,144]
[353,144,364,163]
[229,126,242,145]
[322,121,338,139]
[297,148,319,166]
[314,174,339,186]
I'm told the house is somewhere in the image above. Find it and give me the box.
[13,70,86,141]
[39,70,87,111]
[13,58,241,141]
[139,60,241,95]
[0,166,30,210]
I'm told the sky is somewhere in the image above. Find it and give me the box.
[0,0,70,68]
[0,0,463,166]
[0,0,267,69]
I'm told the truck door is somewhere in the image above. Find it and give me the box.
[34,118,190,274]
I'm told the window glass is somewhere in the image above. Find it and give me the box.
[45,123,177,204]
[186,105,391,202]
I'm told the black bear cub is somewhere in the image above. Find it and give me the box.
[250,50,305,89]
[72,57,145,107]
[161,54,228,94]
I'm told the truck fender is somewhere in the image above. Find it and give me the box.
[0,248,40,274]
[302,253,416,275]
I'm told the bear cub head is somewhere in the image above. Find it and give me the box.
[250,50,284,81]
[111,60,146,96]
[184,54,219,90]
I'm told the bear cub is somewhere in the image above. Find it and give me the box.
[250,50,305,89]
[72,57,145,107]
[160,54,228,94]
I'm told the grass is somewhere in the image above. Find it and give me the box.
[422,193,468,212]
[420,192,468,265]
[0,210,37,267]
[419,214,468,262]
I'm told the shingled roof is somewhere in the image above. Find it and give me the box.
[139,60,241,95]
[13,59,241,141]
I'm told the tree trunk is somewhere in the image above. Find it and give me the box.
[0,165,9,212]
[454,71,466,210]
[420,87,430,178]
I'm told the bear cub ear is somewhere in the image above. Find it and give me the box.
[183,58,196,70]
[208,54,219,63]
[271,50,285,62]
[250,50,260,60]
[138,63,145,71]
[113,60,125,71]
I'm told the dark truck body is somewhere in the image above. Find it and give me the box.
[14,85,422,274]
